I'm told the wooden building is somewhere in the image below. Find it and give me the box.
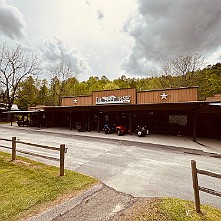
[24,86,220,141]
[6,86,221,140]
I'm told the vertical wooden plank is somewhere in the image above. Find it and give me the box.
[191,160,201,213]
[60,144,65,176]
[12,137,16,161]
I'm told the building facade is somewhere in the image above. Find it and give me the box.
[6,86,220,140]
[26,86,219,140]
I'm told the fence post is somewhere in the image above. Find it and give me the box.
[191,160,201,213]
[60,144,65,176]
[12,137,16,161]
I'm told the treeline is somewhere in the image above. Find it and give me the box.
[4,62,221,110]
[1,44,221,110]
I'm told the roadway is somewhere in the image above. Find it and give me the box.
[0,125,220,209]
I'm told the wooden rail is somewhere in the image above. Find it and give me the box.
[16,140,60,151]
[0,137,67,176]
[0,138,12,142]
[191,160,221,213]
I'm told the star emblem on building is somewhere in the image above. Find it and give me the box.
[160,92,168,100]
[73,98,78,104]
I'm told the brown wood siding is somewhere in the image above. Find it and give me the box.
[206,94,221,102]
[61,96,92,106]
[137,87,198,104]
[92,88,136,105]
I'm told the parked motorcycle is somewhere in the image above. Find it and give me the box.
[103,124,116,134]
[116,125,128,136]
[135,125,149,137]
[76,122,88,132]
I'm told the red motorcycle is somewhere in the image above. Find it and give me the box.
[115,125,128,136]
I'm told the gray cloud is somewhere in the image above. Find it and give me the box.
[39,37,92,77]
[122,0,221,75]
[0,0,26,39]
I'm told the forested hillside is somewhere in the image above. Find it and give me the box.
[1,62,219,110]
[0,45,221,110]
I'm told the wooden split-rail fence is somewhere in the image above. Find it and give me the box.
[0,137,67,176]
[191,160,221,213]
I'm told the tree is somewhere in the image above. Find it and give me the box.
[0,44,40,109]
[86,76,102,94]
[65,77,79,96]
[15,76,38,110]
[103,82,120,90]
[50,61,76,105]
[113,75,130,88]
[194,63,221,100]
[162,54,205,87]
[37,79,50,105]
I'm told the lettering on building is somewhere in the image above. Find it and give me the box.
[96,95,130,104]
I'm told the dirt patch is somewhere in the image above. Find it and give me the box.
[11,159,31,166]
[110,198,163,221]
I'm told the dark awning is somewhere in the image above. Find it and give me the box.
[42,101,219,113]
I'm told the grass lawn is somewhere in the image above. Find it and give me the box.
[0,151,97,221]
[114,197,221,221]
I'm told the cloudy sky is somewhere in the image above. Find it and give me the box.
[1,0,221,81]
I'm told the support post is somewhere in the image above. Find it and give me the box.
[87,111,90,132]
[191,160,201,213]
[60,144,65,176]
[97,112,100,133]
[10,114,13,126]
[69,111,72,130]
[45,113,48,128]
[193,111,197,142]
[37,112,40,128]
[129,112,132,135]
[12,137,16,161]
[51,112,55,127]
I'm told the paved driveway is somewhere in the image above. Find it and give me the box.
[0,126,220,209]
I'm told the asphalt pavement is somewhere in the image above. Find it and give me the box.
[0,124,221,220]
[1,122,221,156]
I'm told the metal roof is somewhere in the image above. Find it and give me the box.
[2,110,43,114]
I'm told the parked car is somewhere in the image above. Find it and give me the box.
[115,125,128,136]
[103,124,116,134]
[135,125,149,137]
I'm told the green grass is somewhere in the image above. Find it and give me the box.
[0,151,97,221]
[134,198,221,221]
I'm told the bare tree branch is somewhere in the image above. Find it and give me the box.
[162,54,206,87]
[50,61,76,105]
[0,44,41,109]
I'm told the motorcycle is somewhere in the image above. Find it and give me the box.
[115,125,128,136]
[135,125,149,137]
[76,122,88,132]
[103,124,115,134]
